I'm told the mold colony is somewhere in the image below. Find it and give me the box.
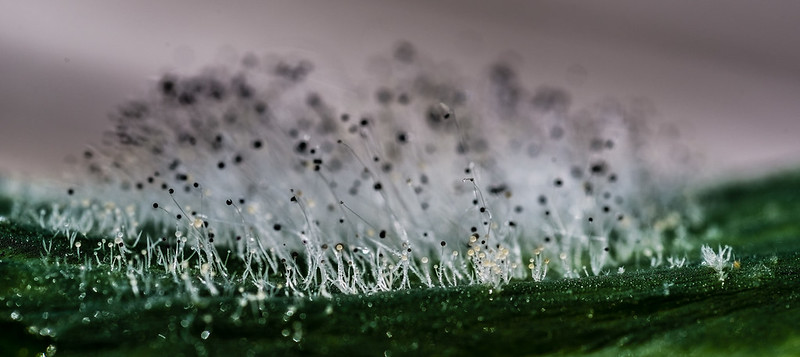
[54,43,692,296]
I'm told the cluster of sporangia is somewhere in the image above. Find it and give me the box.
[47,42,691,297]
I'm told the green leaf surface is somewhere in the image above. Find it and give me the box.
[1,171,799,356]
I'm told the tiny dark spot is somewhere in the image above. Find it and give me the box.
[584,182,594,195]
[295,141,308,153]
[394,41,416,63]
[488,184,507,195]
[398,93,410,104]
[178,92,195,105]
[376,88,393,105]
[397,132,408,143]
[590,160,608,176]
[254,101,267,114]
[570,166,583,179]
[160,77,176,96]
[532,86,570,112]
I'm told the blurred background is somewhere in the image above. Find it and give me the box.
[1,0,799,184]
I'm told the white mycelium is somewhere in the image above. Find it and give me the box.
[24,43,695,297]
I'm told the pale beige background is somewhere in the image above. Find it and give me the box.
[1,1,799,183]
